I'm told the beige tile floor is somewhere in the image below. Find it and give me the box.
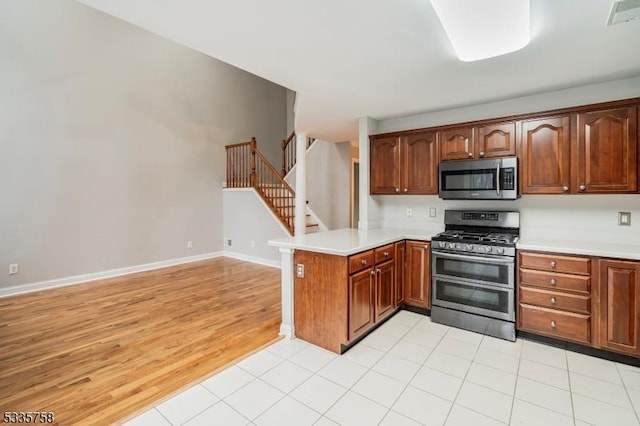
[124,311,640,426]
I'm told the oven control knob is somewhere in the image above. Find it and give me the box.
[438,241,446,248]
[496,247,505,254]
[465,244,473,251]
[448,243,456,249]
[484,246,492,253]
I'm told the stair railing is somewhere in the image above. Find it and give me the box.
[225,138,296,234]
[281,132,316,177]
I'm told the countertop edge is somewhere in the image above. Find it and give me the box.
[516,242,640,261]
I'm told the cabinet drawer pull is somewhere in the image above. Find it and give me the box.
[370,270,376,276]
[550,278,557,286]
[550,261,557,268]
[550,297,557,305]
[361,259,368,266]
[395,188,400,193]
[383,251,389,257]
[562,185,569,192]
[479,151,485,157]
[376,268,381,273]
[468,152,473,157]
[404,188,408,192]
[550,320,557,329]
[579,184,586,191]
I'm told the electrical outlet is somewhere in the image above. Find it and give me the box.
[429,207,437,218]
[187,240,193,249]
[296,264,304,278]
[406,207,413,217]
[618,212,631,226]
[224,238,232,247]
[9,264,19,275]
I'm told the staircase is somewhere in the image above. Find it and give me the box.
[225,138,318,235]
[281,131,316,177]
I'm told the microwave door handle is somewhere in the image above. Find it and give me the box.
[496,161,501,196]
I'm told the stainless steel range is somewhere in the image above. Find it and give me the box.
[431,210,520,341]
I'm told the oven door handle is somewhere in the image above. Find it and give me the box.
[432,250,514,265]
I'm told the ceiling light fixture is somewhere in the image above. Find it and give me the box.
[429,0,531,62]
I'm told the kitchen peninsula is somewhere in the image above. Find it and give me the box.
[268,227,442,353]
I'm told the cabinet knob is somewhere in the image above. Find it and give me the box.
[550,320,557,329]
[562,185,569,192]
[371,270,376,276]
[550,297,557,305]
[361,259,368,266]
[468,152,473,157]
[550,278,557,285]
[479,151,485,157]
[376,268,381,273]
[383,251,389,257]
[579,184,586,191]
[404,188,408,192]
[550,261,557,268]
[395,188,400,193]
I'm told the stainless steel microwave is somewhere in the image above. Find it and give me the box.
[439,156,519,200]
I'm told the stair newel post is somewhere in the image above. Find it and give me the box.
[250,137,257,188]
[294,131,307,236]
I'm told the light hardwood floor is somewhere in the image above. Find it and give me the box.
[0,257,282,425]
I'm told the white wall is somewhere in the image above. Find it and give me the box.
[0,0,287,289]
[222,189,288,265]
[286,140,351,230]
[377,75,640,134]
[378,195,640,244]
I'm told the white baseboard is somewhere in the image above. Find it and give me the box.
[223,251,281,269]
[0,252,224,298]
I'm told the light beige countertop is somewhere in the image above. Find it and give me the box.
[517,237,640,261]
[268,227,442,256]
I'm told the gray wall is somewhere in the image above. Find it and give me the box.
[0,0,287,289]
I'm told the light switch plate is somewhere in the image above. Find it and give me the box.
[429,207,437,218]
[618,212,631,226]
[406,208,413,217]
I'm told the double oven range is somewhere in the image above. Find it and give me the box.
[430,210,519,341]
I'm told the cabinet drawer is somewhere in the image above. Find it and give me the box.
[519,304,591,344]
[375,244,395,264]
[520,287,590,314]
[349,250,375,274]
[519,269,590,294]
[519,252,590,275]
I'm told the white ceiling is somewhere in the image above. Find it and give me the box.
[77,0,640,141]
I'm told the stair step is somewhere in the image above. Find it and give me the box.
[306,223,319,227]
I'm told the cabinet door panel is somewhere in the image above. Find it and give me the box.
[349,268,375,340]
[395,241,405,307]
[576,107,637,193]
[520,116,571,194]
[404,241,431,308]
[376,261,395,321]
[440,127,473,161]
[477,122,516,158]
[598,260,640,355]
[402,131,438,194]
[370,137,401,194]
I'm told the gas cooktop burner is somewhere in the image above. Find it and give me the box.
[434,230,519,245]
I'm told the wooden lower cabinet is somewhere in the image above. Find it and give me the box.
[349,268,375,341]
[518,250,640,359]
[405,240,431,309]
[597,259,640,356]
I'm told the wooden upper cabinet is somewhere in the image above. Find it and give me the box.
[520,116,571,194]
[476,122,516,158]
[402,131,438,194]
[575,107,638,193]
[370,136,401,194]
[440,127,474,161]
[597,259,640,356]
